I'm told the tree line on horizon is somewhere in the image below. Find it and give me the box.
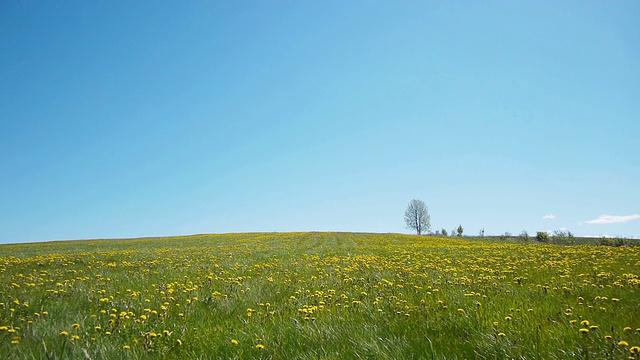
[403,199,637,246]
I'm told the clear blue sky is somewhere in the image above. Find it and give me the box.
[1,1,639,243]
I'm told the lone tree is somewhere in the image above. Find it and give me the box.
[404,199,431,235]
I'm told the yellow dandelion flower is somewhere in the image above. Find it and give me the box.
[123,345,131,350]
[255,344,265,350]
[231,339,239,345]
[589,325,599,330]
[498,333,506,337]
[618,341,629,347]
[177,339,183,346]
[71,323,80,330]
[59,331,69,337]
[505,316,512,321]
[623,327,632,332]
[579,328,589,333]
[630,346,640,354]
[580,320,590,326]
[605,335,613,340]
[570,320,578,324]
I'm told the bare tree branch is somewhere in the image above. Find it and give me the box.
[404,199,431,235]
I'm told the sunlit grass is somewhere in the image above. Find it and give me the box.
[1,232,639,359]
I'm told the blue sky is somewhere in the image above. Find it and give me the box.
[1,1,639,243]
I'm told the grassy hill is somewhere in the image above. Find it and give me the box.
[1,232,639,359]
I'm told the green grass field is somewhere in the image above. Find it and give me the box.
[1,232,639,359]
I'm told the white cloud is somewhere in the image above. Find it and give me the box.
[542,214,556,220]
[585,214,640,225]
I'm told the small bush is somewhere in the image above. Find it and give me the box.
[535,231,549,243]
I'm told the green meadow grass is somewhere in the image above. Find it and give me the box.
[1,232,639,359]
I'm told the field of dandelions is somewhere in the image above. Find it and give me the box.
[1,232,639,359]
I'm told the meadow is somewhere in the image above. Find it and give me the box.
[1,232,639,359]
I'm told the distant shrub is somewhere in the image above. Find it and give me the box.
[550,230,575,245]
[599,237,637,247]
[536,231,549,243]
